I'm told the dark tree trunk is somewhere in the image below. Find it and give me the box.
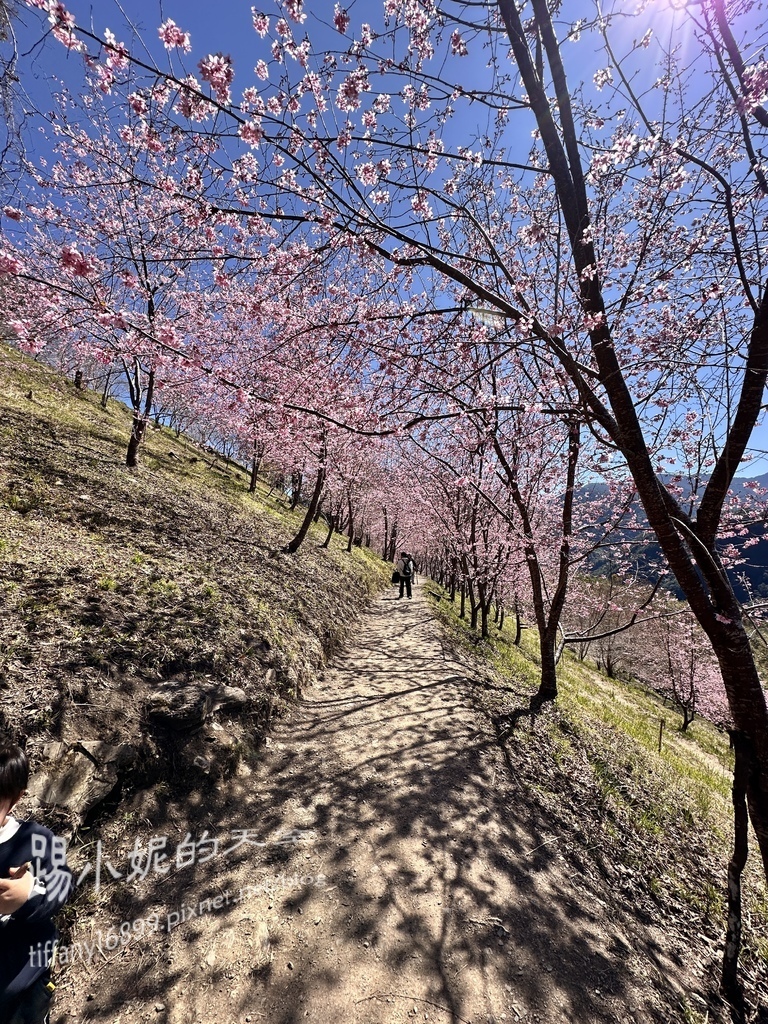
[322,514,336,549]
[493,422,580,701]
[284,468,325,554]
[346,493,354,553]
[289,472,303,510]
[722,731,750,1009]
[480,600,490,639]
[126,415,147,469]
[387,523,398,563]
[477,582,490,638]
[249,443,262,494]
[468,581,478,631]
[714,630,768,883]
[538,630,559,701]
[123,361,155,468]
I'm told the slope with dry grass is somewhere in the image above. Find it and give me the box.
[428,591,768,1020]
[0,342,387,806]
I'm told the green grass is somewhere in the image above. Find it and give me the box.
[427,585,767,981]
[432,589,733,810]
[0,340,389,770]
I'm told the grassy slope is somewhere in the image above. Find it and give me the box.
[3,342,767,1017]
[428,591,768,1017]
[0,342,388,784]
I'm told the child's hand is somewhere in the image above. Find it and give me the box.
[0,866,35,914]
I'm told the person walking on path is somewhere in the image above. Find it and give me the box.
[395,552,415,599]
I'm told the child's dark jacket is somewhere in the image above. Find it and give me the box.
[0,818,73,997]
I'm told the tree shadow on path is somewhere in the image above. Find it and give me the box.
[69,583,697,1024]
[228,584,679,1024]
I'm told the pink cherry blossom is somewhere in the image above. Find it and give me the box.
[128,92,148,116]
[251,10,269,37]
[410,191,433,219]
[239,119,264,147]
[336,69,370,112]
[334,5,350,34]
[0,250,24,274]
[282,0,306,25]
[60,246,94,277]
[199,53,235,105]
[450,30,467,56]
[158,19,191,52]
[593,67,613,90]
[356,162,378,186]
[174,76,210,121]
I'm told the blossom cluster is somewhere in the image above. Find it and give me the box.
[158,19,191,52]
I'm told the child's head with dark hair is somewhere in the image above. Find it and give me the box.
[0,744,29,815]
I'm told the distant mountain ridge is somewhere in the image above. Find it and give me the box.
[580,471,768,601]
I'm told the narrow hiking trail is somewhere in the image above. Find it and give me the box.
[67,583,682,1024]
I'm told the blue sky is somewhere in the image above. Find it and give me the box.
[9,0,768,475]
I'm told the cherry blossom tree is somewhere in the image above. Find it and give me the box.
[0,90,271,466]
[561,572,656,677]
[7,0,768,994]
[648,608,730,731]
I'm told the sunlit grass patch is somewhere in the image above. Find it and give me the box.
[425,581,766,975]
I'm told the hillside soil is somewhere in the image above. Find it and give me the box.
[47,583,764,1024]
[0,344,385,805]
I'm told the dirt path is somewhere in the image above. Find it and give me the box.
[68,583,674,1024]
